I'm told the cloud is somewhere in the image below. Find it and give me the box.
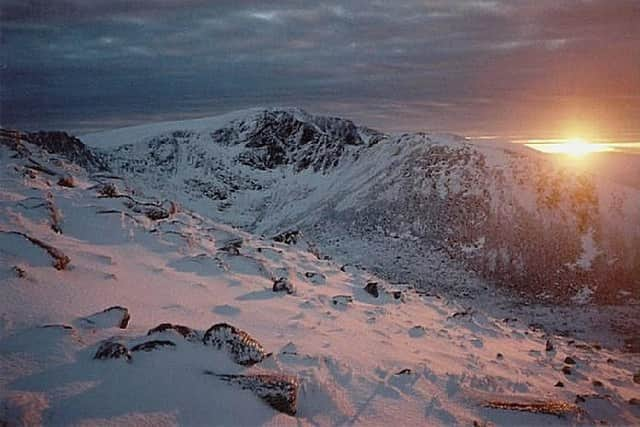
[1,0,638,140]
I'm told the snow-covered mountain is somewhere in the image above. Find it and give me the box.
[2,114,640,425]
[80,108,640,305]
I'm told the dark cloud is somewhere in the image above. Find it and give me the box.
[1,0,639,140]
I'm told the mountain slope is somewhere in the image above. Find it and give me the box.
[81,108,640,304]
[2,113,640,425]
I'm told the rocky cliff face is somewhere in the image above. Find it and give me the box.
[0,128,108,171]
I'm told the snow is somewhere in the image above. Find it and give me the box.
[80,107,307,149]
[1,114,640,425]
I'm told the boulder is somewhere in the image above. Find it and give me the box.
[147,323,200,342]
[202,323,267,366]
[273,230,301,245]
[98,183,118,197]
[131,340,176,353]
[272,277,295,294]
[57,175,75,187]
[211,372,298,416]
[364,282,379,298]
[80,306,130,329]
[545,340,554,352]
[94,340,131,361]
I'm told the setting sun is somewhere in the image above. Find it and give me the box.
[525,137,613,156]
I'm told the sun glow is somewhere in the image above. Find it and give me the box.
[525,137,613,156]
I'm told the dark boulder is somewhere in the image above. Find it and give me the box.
[98,183,119,198]
[202,323,267,366]
[210,372,298,416]
[57,175,75,187]
[80,306,130,329]
[94,340,131,361]
[545,340,554,352]
[273,230,301,245]
[131,340,176,353]
[147,323,200,342]
[364,282,379,298]
[273,277,295,294]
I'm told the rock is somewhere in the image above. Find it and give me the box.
[220,238,242,255]
[555,381,564,387]
[562,366,572,375]
[395,368,412,375]
[273,230,302,245]
[592,380,604,387]
[450,310,471,318]
[564,356,576,365]
[41,324,73,330]
[80,306,130,329]
[331,295,353,307]
[202,323,267,366]
[130,340,176,353]
[272,277,295,294]
[496,353,504,360]
[57,175,75,187]
[210,372,298,416]
[629,398,640,406]
[94,340,131,361]
[633,372,640,384]
[575,395,586,403]
[389,290,403,300]
[98,183,118,197]
[16,130,107,170]
[545,340,554,352]
[147,323,200,342]
[12,265,26,278]
[364,282,379,298]
[144,206,170,221]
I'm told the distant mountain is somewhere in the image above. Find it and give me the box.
[6,108,639,304]
[80,108,640,304]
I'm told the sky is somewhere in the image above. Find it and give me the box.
[1,0,639,143]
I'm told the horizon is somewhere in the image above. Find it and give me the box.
[1,1,639,149]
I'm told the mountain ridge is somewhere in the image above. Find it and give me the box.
[3,108,640,304]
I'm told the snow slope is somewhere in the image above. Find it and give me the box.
[3,122,640,425]
[80,108,640,304]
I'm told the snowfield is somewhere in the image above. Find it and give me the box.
[0,112,639,426]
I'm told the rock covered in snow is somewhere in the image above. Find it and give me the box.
[147,323,200,342]
[202,323,267,366]
[273,230,302,245]
[272,277,295,294]
[211,372,298,416]
[130,340,176,353]
[80,306,130,329]
[94,340,131,361]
